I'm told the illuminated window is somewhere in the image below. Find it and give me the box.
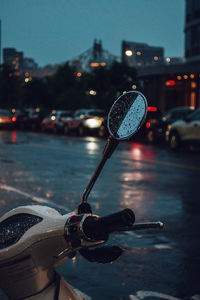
[190,92,196,108]
[191,81,197,88]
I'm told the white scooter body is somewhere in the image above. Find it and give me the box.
[0,205,95,300]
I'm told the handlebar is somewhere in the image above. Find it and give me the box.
[82,208,135,240]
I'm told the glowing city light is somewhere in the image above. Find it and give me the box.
[89,90,96,95]
[125,50,133,56]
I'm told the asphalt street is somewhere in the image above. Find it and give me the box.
[0,130,200,300]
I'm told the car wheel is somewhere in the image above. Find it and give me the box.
[64,125,70,135]
[98,125,106,138]
[78,126,85,136]
[53,126,58,134]
[19,123,25,131]
[41,125,46,133]
[169,132,180,151]
[31,123,36,131]
[146,130,156,144]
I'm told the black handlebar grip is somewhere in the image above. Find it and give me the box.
[83,209,135,240]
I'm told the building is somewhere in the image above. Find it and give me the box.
[136,0,200,112]
[122,40,164,68]
[3,47,38,75]
[185,0,200,61]
[3,48,24,71]
[23,57,38,70]
[0,20,2,64]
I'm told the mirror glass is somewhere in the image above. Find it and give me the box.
[107,91,148,140]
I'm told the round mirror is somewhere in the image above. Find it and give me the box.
[107,91,148,140]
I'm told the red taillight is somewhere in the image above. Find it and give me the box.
[148,106,157,112]
[146,122,151,128]
[12,116,17,122]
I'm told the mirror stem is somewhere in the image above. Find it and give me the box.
[103,136,119,158]
[81,136,119,204]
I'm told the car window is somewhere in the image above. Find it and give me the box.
[171,109,191,120]
[147,110,161,120]
[74,110,84,117]
[0,110,11,116]
[88,111,105,117]
[61,112,73,117]
[188,110,200,121]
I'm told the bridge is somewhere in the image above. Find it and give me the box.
[68,39,120,73]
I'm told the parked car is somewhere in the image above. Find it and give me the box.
[0,109,15,129]
[146,107,193,144]
[28,109,49,131]
[138,106,162,139]
[12,108,49,131]
[167,109,200,150]
[64,109,105,136]
[41,110,73,133]
[12,109,34,130]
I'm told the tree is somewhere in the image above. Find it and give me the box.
[0,64,22,108]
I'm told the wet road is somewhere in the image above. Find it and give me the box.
[0,130,200,300]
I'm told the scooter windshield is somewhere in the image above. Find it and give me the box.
[0,213,42,249]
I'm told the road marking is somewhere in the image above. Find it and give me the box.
[129,291,200,300]
[0,184,69,211]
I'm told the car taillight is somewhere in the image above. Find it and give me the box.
[148,107,157,112]
[12,116,17,122]
[146,122,151,128]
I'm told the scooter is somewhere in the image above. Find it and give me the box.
[0,91,163,300]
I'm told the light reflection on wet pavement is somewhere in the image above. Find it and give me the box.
[0,130,200,299]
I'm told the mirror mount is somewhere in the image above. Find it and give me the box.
[78,136,119,213]
[103,136,119,158]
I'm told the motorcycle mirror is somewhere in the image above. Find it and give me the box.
[107,91,148,140]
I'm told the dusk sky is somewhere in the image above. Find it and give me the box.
[1,0,185,67]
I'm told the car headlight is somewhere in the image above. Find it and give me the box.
[84,118,101,128]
